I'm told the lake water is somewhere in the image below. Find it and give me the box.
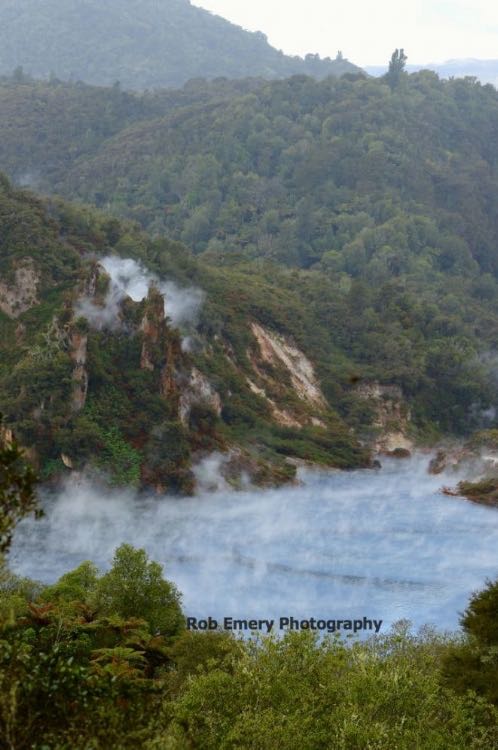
[9,456,498,635]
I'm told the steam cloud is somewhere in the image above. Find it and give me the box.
[76,256,205,331]
[16,170,41,189]
[9,457,498,634]
[75,283,125,332]
[193,453,232,493]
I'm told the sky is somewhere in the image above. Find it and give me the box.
[194,1,498,66]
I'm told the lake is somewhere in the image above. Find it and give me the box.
[9,455,498,635]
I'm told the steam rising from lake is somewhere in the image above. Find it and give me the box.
[10,457,498,633]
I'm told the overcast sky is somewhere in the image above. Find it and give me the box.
[194,1,498,66]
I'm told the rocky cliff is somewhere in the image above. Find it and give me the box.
[355,382,413,457]
[0,179,373,491]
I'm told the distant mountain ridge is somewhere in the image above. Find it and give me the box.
[366,59,498,87]
[0,0,360,89]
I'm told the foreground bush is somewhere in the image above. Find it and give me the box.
[149,626,498,750]
[2,547,498,748]
[0,545,184,749]
[443,577,498,706]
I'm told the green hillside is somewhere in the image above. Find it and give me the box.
[0,0,359,89]
[2,71,498,442]
[0,175,374,489]
[2,70,498,274]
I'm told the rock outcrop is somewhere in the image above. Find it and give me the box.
[139,285,184,410]
[140,286,165,371]
[248,322,328,428]
[0,424,13,447]
[0,258,40,318]
[70,330,89,412]
[179,368,222,426]
[355,382,413,456]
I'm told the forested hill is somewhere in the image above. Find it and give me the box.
[0,0,359,89]
[4,70,498,477]
[0,175,375,490]
[3,70,498,274]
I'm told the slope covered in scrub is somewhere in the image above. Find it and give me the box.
[0,176,370,489]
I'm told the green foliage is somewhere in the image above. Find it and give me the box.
[462,579,498,647]
[457,478,498,507]
[468,429,498,450]
[0,567,43,621]
[94,544,184,637]
[386,48,408,89]
[4,69,498,483]
[443,577,498,706]
[152,628,498,750]
[4,71,498,278]
[2,561,498,748]
[0,545,185,747]
[2,72,498,437]
[262,421,369,469]
[143,421,193,494]
[98,426,142,486]
[41,561,99,607]
[0,424,39,554]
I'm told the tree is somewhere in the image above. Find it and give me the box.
[442,577,498,704]
[0,421,39,555]
[95,544,184,636]
[387,48,408,89]
[461,578,498,646]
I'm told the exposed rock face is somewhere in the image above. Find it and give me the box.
[246,377,302,428]
[0,424,13,446]
[192,446,297,492]
[15,322,26,343]
[0,259,40,318]
[249,322,328,428]
[180,368,222,426]
[251,322,326,408]
[160,338,182,401]
[85,262,101,298]
[70,330,89,412]
[428,447,471,475]
[355,382,413,455]
[140,286,165,371]
[428,439,498,477]
[139,286,183,409]
[61,453,74,469]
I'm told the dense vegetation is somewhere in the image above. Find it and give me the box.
[0,175,371,487]
[2,397,498,749]
[367,59,498,87]
[0,0,359,90]
[2,542,498,748]
[3,71,498,442]
[3,70,498,272]
[2,12,498,742]
[0,425,38,554]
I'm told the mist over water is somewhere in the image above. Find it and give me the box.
[9,457,498,634]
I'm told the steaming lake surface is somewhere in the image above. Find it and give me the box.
[9,457,498,633]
